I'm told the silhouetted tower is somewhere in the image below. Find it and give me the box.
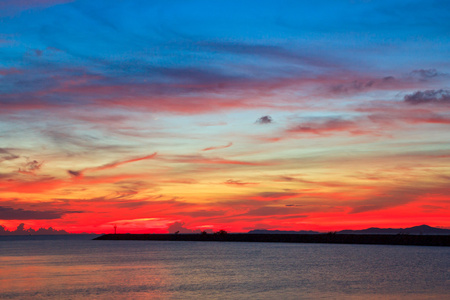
[114,224,117,234]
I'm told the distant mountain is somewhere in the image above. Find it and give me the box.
[248,225,450,235]
[248,229,320,234]
[338,225,450,235]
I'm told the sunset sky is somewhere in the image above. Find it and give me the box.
[1,0,449,233]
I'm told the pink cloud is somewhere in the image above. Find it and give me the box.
[2,68,429,117]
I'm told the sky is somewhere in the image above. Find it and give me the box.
[0,0,449,233]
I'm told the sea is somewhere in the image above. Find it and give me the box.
[0,235,449,299]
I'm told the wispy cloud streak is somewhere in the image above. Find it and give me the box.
[68,153,157,178]
[202,142,233,151]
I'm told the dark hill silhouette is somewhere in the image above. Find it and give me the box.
[248,229,320,234]
[248,225,450,235]
[338,225,450,235]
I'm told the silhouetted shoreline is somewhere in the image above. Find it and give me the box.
[94,233,450,246]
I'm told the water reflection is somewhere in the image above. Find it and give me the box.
[0,237,449,299]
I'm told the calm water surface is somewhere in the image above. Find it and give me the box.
[0,235,449,299]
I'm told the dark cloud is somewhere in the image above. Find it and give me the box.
[67,170,82,177]
[329,76,395,95]
[0,148,19,162]
[167,221,208,234]
[410,69,442,80]
[256,115,273,124]
[404,89,450,105]
[0,223,69,235]
[0,206,82,220]
[18,159,43,175]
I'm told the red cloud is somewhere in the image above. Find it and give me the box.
[202,142,233,151]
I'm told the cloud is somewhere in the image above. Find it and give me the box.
[348,184,446,214]
[202,142,233,151]
[167,221,202,234]
[200,41,339,69]
[67,170,82,177]
[0,206,81,220]
[0,68,22,76]
[0,59,430,119]
[358,101,450,127]
[329,76,396,95]
[224,179,258,186]
[252,192,301,201]
[286,118,363,136]
[161,179,198,184]
[240,206,308,217]
[68,153,157,178]
[0,223,69,235]
[0,176,66,193]
[0,0,75,17]
[18,159,43,175]
[0,148,19,162]
[88,153,158,172]
[256,115,273,124]
[274,175,343,188]
[405,114,450,125]
[171,155,270,166]
[178,210,226,218]
[409,69,443,80]
[404,89,450,105]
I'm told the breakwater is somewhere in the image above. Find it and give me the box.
[94,233,450,246]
